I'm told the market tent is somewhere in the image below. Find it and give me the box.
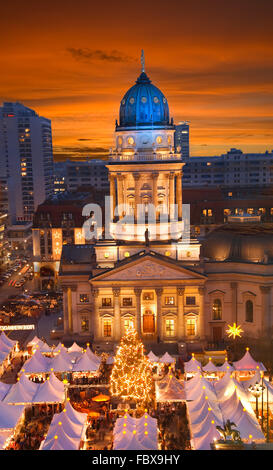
[0,339,11,355]
[54,343,67,353]
[233,349,266,372]
[192,424,221,450]
[62,401,88,426]
[33,377,65,404]
[114,431,154,450]
[190,408,223,438]
[0,402,25,429]
[48,414,85,440]
[187,396,223,425]
[40,426,80,450]
[241,371,262,391]
[0,332,17,349]
[21,349,51,374]
[217,360,234,373]
[186,375,217,402]
[136,414,158,428]
[68,342,83,353]
[184,356,202,374]
[215,375,252,408]
[51,349,73,373]
[4,374,39,404]
[72,351,99,373]
[219,390,264,441]
[0,382,11,401]
[86,347,101,365]
[155,374,185,402]
[48,372,65,392]
[147,351,159,363]
[0,430,13,450]
[106,356,114,365]
[159,352,175,364]
[27,336,45,349]
[202,359,219,373]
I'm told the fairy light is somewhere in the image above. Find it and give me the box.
[110,326,153,403]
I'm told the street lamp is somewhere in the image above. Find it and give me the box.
[248,382,265,420]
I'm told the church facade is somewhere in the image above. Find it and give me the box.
[59,59,273,346]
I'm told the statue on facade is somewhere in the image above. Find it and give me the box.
[145,228,150,246]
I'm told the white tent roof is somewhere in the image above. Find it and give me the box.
[202,359,219,373]
[27,336,44,348]
[4,374,39,404]
[0,382,11,401]
[156,374,185,402]
[184,356,202,373]
[0,351,8,363]
[41,425,80,450]
[114,432,151,450]
[136,414,158,428]
[186,375,217,402]
[0,332,17,349]
[21,350,51,374]
[54,342,67,352]
[0,339,11,355]
[147,351,159,363]
[49,414,84,440]
[233,350,266,371]
[68,342,83,353]
[51,350,73,373]
[62,401,88,426]
[0,402,24,429]
[193,424,221,450]
[159,352,175,364]
[86,347,101,365]
[33,378,65,404]
[217,360,234,372]
[72,351,99,372]
[0,430,12,450]
[48,372,65,391]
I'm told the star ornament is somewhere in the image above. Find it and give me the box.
[226,323,243,339]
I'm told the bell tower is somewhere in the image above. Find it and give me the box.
[107,54,184,242]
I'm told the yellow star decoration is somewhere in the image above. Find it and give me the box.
[226,323,243,339]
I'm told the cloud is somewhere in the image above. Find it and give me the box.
[67,48,137,64]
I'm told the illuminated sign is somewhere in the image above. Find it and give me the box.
[0,325,35,331]
[52,228,62,260]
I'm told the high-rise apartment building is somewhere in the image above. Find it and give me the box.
[174,121,190,159]
[0,102,54,224]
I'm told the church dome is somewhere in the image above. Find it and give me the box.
[118,71,171,130]
[202,224,273,263]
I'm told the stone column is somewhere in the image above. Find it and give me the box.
[260,286,271,337]
[152,172,159,217]
[134,288,142,335]
[177,287,185,339]
[109,174,116,220]
[169,172,175,220]
[117,174,124,219]
[198,287,205,339]
[133,173,141,221]
[92,288,100,341]
[155,288,163,340]
[113,287,121,341]
[62,287,69,334]
[230,282,238,323]
[176,171,183,220]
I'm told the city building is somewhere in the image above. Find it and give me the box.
[32,191,104,290]
[0,102,54,224]
[174,121,190,159]
[58,61,273,348]
[182,148,273,187]
[53,159,109,193]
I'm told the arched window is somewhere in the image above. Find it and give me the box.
[212,299,222,320]
[245,300,253,323]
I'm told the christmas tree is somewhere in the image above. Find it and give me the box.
[110,326,153,404]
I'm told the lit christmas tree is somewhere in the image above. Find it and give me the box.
[110,326,153,404]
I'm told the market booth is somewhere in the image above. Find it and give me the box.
[0,401,25,450]
[113,413,158,450]
[233,348,266,381]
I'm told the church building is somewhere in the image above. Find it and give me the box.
[59,56,273,347]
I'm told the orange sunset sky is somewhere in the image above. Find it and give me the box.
[1,0,273,159]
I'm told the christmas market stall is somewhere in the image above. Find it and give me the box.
[0,401,25,450]
[184,354,202,379]
[39,401,88,450]
[113,413,158,450]
[233,348,266,380]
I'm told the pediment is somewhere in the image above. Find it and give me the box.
[92,254,205,282]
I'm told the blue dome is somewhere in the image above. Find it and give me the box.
[118,72,171,129]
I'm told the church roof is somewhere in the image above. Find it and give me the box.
[118,70,172,130]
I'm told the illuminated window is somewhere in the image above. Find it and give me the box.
[81,318,89,332]
[154,97,159,103]
[127,137,134,145]
[103,319,112,337]
[141,97,147,103]
[212,299,222,320]
[165,250,171,257]
[104,252,109,258]
[186,318,196,336]
[186,296,196,306]
[124,317,134,330]
[186,251,191,258]
[122,297,132,307]
[80,294,89,303]
[102,298,112,307]
[165,319,175,337]
[156,136,162,144]
[245,300,253,323]
[165,296,175,305]
[129,98,135,104]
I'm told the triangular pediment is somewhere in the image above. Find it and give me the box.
[91,253,206,282]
